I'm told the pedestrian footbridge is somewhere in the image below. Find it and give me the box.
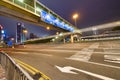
[0,0,77,32]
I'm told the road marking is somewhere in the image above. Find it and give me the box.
[104,55,120,61]
[13,52,52,56]
[33,53,52,57]
[104,60,120,64]
[39,49,79,52]
[67,58,120,69]
[93,52,120,54]
[67,43,99,61]
[13,52,29,54]
[104,55,120,64]
[55,65,115,80]
[16,49,79,52]
[14,59,51,80]
[104,49,120,53]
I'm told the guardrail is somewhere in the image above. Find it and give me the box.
[0,52,34,80]
[8,0,36,14]
[15,59,51,80]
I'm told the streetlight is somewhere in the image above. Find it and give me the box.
[23,30,28,34]
[46,26,50,30]
[72,13,79,27]
[23,29,28,42]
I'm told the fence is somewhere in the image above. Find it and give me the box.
[0,52,34,80]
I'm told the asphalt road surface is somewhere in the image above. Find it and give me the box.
[9,40,120,80]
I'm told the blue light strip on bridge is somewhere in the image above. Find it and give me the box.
[40,10,74,32]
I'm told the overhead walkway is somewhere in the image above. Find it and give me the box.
[79,21,120,32]
[25,31,81,44]
[25,21,120,43]
[0,0,77,32]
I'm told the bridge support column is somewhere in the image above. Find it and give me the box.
[70,35,74,43]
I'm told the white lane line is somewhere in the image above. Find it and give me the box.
[33,53,52,57]
[73,68,115,80]
[39,49,79,52]
[104,55,120,64]
[67,58,120,69]
[16,49,80,52]
[13,52,29,54]
[104,60,120,64]
[55,66,115,80]
[93,52,120,54]
[67,43,99,61]
[67,50,93,61]
[13,52,52,57]
[104,55,120,61]
[104,49,120,53]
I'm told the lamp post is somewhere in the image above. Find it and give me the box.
[72,13,79,27]
[23,29,28,42]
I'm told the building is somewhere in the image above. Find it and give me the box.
[16,22,27,43]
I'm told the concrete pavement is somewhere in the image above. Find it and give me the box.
[2,40,120,80]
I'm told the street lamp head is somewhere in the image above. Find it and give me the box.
[73,13,79,19]
[46,26,50,30]
[72,13,79,27]
[23,30,28,34]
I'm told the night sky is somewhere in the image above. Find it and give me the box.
[0,0,120,37]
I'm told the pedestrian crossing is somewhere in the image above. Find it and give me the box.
[13,41,120,64]
[67,43,99,61]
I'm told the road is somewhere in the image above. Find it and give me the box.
[8,40,120,80]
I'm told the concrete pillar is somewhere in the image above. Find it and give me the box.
[70,35,74,43]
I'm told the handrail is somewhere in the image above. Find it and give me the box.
[0,52,34,80]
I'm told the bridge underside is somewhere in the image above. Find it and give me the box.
[0,1,68,32]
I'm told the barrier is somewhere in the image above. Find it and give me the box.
[14,59,51,80]
[0,52,34,80]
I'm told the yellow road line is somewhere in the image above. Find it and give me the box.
[14,58,51,80]
[15,59,39,73]
[18,62,36,75]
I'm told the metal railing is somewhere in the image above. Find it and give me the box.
[14,59,51,80]
[14,0,35,13]
[0,52,34,80]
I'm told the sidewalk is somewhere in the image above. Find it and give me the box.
[0,65,6,80]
